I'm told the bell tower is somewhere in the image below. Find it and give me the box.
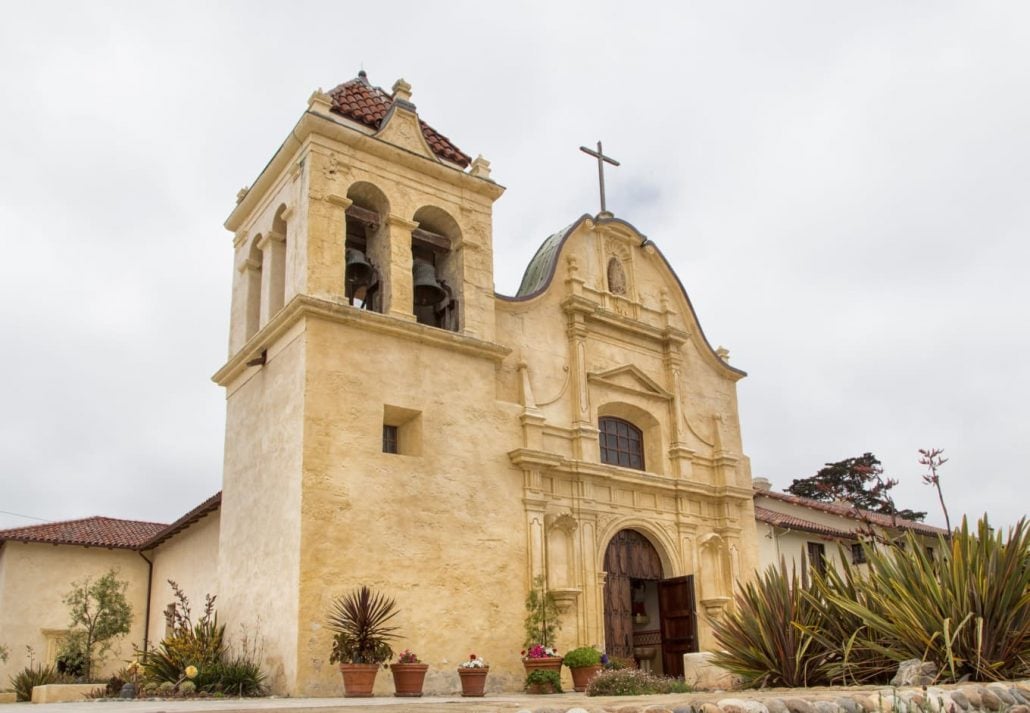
[212,72,507,695]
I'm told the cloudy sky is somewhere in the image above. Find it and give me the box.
[1,2,1026,533]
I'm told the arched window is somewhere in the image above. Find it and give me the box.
[598,417,644,470]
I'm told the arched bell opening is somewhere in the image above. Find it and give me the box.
[411,205,461,332]
[602,529,697,679]
[344,182,390,311]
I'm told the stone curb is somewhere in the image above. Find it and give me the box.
[509,681,1030,713]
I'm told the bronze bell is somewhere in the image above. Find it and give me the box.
[412,258,447,306]
[345,248,375,288]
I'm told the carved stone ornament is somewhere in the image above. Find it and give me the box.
[607,256,627,295]
[546,512,577,533]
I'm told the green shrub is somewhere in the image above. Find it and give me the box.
[710,559,828,687]
[10,663,65,702]
[585,668,685,696]
[178,680,196,695]
[142,581,225,686]
[157,681,175,694]
[209,653,266,696]
[142,682,158,696]
[820,516,1030,682]
[524,667,562,693]
[563,646,601,668]
[712,515,1030,687]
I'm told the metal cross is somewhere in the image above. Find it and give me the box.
[579,140,620,214]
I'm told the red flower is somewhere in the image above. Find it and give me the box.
[469,654,476,660]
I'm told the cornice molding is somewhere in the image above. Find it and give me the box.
[213,294,510,387]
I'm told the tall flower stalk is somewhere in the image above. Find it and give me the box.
[919,448,952,538]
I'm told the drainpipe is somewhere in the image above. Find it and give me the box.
[138,551,154,657]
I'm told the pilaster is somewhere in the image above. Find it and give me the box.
[385,215,417,321]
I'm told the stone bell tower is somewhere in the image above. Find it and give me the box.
[212,72,511,696]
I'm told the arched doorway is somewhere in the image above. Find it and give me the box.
[602,529,698,678]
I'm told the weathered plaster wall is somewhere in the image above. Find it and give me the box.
[217,321,306,695]
[293,316,525,696]
[145,509,221,645]
[0,542,148,684]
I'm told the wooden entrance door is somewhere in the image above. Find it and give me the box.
[658,575,698,678]
[603,530,662,660]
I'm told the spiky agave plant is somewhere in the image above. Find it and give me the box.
[327,586,399,665]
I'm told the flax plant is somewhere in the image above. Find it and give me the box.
[710,560,828,687]
[820,516,1030,682]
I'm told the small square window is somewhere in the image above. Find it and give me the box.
[382,425,399,454]
[851,542,867,564]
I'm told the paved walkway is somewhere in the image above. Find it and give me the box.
[0,685,902,713]
[1,693,684,712]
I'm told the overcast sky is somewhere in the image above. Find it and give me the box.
[1,2,1026,533]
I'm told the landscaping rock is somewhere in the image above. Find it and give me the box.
[717,698,751,713]
[857,694,881,713]
[949,691,970,710]
[1008,705,1030,713]
[836,696,860,713]
[786,698,816,713]
[980,689,1003,711]
[963,688,983,709]
[985,686,1015,706]
[891,659,938,687]
[671,706,695,713]
[765,698,790,713]
[700,702,724,713]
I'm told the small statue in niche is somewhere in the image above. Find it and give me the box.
[607,256,627,295]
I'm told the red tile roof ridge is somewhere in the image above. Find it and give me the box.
[142,491,222,549]
[0,515,168,549]
[756,489,946,535]
[753,505,856,539]
[325,73,471,168]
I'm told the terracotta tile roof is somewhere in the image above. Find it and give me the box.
[0,516,167,549]
[756,490,947,536]
[142,492,221,549]
[754,505,856,539]
[327,71,471,168]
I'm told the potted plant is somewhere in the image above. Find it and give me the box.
[522,576,562,675]
[327,586,398,697]
[563,646,603,691]
[456,654,488,697]
[389,649,428,697]
[524,667,562,694]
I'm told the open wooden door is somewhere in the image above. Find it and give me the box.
[658,575,697,678]
[603,530,663,660]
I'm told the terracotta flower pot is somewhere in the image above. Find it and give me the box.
[522,656,563,676]
[457,667,489,697]
[390,662,428,697]
[339,663,380,697]
[570,664,602,692]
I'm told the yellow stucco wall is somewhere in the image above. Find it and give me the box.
[145,509,221,647]
[216,320,306,695]
[0,542,149,684]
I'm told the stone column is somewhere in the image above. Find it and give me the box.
[257,230,285,326]
[384,215,417,321]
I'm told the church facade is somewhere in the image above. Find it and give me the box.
[209,71,760,694]
[0,72,761,696]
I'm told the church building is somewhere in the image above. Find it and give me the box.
[0,71,762,696]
